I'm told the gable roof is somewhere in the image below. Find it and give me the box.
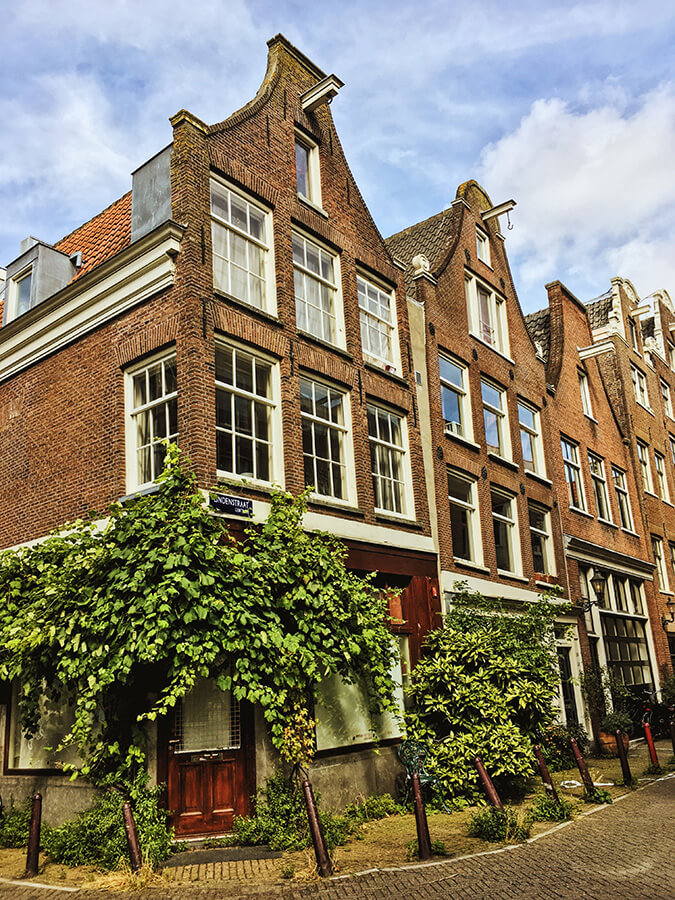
[55,192,132,283]
[385,207,457,294]
[586,290,613,330]
[524,308,551,363]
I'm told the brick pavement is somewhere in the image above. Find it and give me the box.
[1,775,673,899]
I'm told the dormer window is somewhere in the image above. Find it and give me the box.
[13,268,33,318]
[295,132,322,208]
[476,227,490,265]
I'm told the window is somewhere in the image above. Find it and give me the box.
[127,353,177,489]
[662,380,674,418]
[588,453,612,521]
[300,377,350,501]
[215,344,276,483]
[518,400,545,475]
[612,466,634,530]
[655,451,670,501]
[561,437,586,511]
[670,435,675,467]
[578,369,593,418]
[529,502,553,575]
[652,536,669,592]
[367,404,408,515]
[629,579,645,615]
[476,227,490,265]
[482,380,509,458]
[669,342,675,370]
[357,274,399,369]
[631,365,650,408]
[492,488,519,573]
[602,617,652,687]
[295,134,321,206]
[465,275,508,356]
[210,179,272,312]
[612,575,629,612]
[637,440,653,493]
[11,267,33,319]
[7,683,79,771]
[628,316,639,351]
[440,355,471,439]
[293,232,341,346]
[448,469,480,563]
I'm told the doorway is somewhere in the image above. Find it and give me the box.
[557,646,580,726]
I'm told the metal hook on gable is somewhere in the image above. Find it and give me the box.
[506,210,514,231]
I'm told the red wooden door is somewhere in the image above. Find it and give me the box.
[167,679,253,836]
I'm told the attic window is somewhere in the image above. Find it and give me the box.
[476,228,490,265]
[295,132,322,207]
[11,267,33,320]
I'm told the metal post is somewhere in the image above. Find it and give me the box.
[643,721,660,769]
[669,717,675,757]
[474,756,504,810]
[122,801,143,874]
[533,744,560,805]
[570,738,595,797]
[302,779,332,877]
[615,731,632,786]
[411,772,432,860]
[24,793,42,879]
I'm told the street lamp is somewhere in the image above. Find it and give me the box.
[661,597,675,630]
[581,569,607,612]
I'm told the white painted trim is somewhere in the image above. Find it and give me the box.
[578,339,614,360]
[442,569,554,603]
[0,221,184,384]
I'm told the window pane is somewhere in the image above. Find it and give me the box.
[441,385,461,426]
[148,364,162,401]
[295,142,309,196]
[164,359,177,395]
[448,472,472,504]
[235,353,253,393]
[450,505,471,560]
[235,435,254,476]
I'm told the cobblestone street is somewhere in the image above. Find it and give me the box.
[2,774,673,900]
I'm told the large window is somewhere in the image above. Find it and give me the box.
[367,404,408,515]
[127,353,177,489]
[466,275,508,356]
[631,365,650,409]
[440,355,471,439]
[612,466,634,531]
[293,232,340,346]
[529,502,553,575]
[215,344,276,483]
[578,369,593,418]
[358,274,399,369]
[588,452,612,522]
[602,617,651,687]
[491,487,519,573]
[518,400,545,475]
[300,377,349,501]
[655,451,670,501]
[652,536,669,592]
[561,437,586,511]
[448,469,480,563]
[211,179,271,311]
[482,379,509,458]
[637,440,654,493]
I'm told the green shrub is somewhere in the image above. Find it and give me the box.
[42,776,172,869]
[405,838,447,860]
[0,798,34,848]
[343,793,404,824]
[599,711,632,735]
[585,787,612,805]
[467,805,531,843]
[538,723,590,772]
[529,791,573,821]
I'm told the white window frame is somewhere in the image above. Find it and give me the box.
[661,380,674,419]
[631,364,650,409]
[295,130,322,208]
[357,272,401,372]
[628,316,639,351]
[214,339,283,488]
[655,451,670,502]
[612,465,634,531]
[465,274,510,358]
[652,535,669,593]
[670,435,675,467]
[669,341,675,370]
[440,354,473,441]
[367,403,414,518]
[491,486,521,575]
[637,439,654,493]
[448,468,483,565]
[578,369,593,418]
[588,452,612,523]
[561,437,587,512]
[5,264,34,322]
[300,374,356,505]
[210,176,276,315]
[518,399,545,476]
[528,501,554,576]
[476,227,490,265]
[125,350,178,492]
[292,229,345,349]
[482,378,511,460]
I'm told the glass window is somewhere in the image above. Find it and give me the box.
[15,269,33,318]
[652,536,669,592]
[492,488,518,573]
[612,466,634,531]
[613,576,629,612]
[637,440,653,492]
[628,317,639,351]
[448,469,480,563]
[588,453,612,521]
[661,380,673,418]
[295,135,321,205]
[670,435,675,467]
[367,404,407,515]
[211,180,269,311]
[529,502,553,575]
[466,275,508,356]
[482,380,508,457]
[440,355,470,438]
[358,275,398,367]
[602,616,651,688]
[129,353,177,488]
[293,232,338,345]
[655,451,670,501]
[476,227,490,265]
[518,400,544,475]
[578,369,593,418]
[215,344,275,482]
[629,579,644,615]
[300,377,349,500]
[561,437,586,511]
[669,342,675,370]
[631,365,650,408]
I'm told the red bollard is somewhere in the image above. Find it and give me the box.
[122,802,143,874]
[533,744,561,805]
[411,772,432,860]
[570,738,595,797]
[474,756,504,810]
[24,793,42,878]
[302,779,332,877]
[643,721,660,769]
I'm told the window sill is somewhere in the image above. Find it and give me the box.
[216,476,279,498]
[308,496,366,517]
[444,430,480,452]
[213,289,282,325]
[570,506,593,518]
[535,578,559,589]
[119,483,161,504]
[497,569,529,583]
[635,401,655,416]
[487,451,519,471]
[659,589,675,597]
[597,518,618,529]
[525,470,552,486]
[297,330,352,361]
[477,258,493,270]
[468,332,515,365]
[644,490,659,498]
[662,499,674,507]
[621,528,641,537]
[584,413,599,424]
[374,512,423,529]
[364,360,409,388]
[297,194,328,219]
[453,558,490,574]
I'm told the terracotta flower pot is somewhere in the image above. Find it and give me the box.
[598,730,629,756]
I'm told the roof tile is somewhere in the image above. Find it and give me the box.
[55,192,132,283]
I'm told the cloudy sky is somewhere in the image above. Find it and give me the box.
[2,0,674,313]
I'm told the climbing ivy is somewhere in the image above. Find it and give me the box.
[0,444,398,787]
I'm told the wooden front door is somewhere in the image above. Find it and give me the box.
[167,679,253,836]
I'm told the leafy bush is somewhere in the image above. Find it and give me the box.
[538,723,590,771]
[585,787,612,805]
[529,791,573,822]
[600,711,633,735]
[343,793,404,824]
[0,798,34,848]
[467,806,531,843]
[405,838,447,860]
[42,777,172,870]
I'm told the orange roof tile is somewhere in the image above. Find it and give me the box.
[55,191,132,282]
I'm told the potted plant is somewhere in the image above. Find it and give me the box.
[598,711,632,755]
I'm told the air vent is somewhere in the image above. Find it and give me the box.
[415,370,423,386]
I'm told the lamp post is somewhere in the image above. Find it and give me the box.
[661,597,675,630]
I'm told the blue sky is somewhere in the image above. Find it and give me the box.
[2,0,675,313]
